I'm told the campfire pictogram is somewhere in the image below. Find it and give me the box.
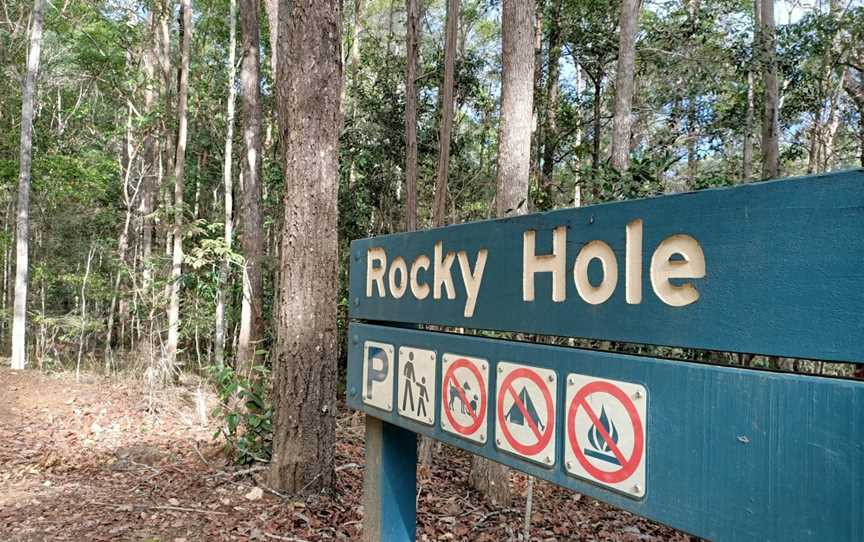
[583,405,620,465]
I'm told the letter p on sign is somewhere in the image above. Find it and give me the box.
[363,341,394,412]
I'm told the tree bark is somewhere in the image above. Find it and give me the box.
[530,0,543,184]
[404,0,419,232]
[743,70,754,181]
[495,0,535,218]
[591,74,602,173]
[540,0,562,198]
[264,0,278,78]
[11,0,46,370]
[471,0,539,508]
[237,0,266,373]
[166,0,192,369]
[758,0,779,179]
[215,0,238,368]
[433,0,458,227]
[843,70,864,165]
[610,0,639,173]
[140,7,160,294]
[269,0,342,494]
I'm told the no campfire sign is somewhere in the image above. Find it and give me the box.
[495,362,557,465]
[440,354,489,444]
[565,375,647,497]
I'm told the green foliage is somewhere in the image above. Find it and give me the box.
[208,364,273,465]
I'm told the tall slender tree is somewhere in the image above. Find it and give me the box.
[405,0,420,232]
[540,0,563,197]
[844,69,864,167]
[139,6,162,296]
[166,0,192,369]
[269,0,342,493]
[264,0,279,77]
[11,0,46,370]
[215,0,238,368]
[610,0,640,173]
[237,0,265,372]
[743,70,754,180]
[759,0,779,179]
[433,0,459,226]
[494,0,535,219]
[470,0,538,507]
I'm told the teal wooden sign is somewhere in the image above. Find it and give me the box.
[347,171,864,541]
[349,170,864,362]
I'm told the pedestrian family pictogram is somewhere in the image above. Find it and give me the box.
[397,347,436,425]
[565,375,647,497]
[495,362,557,465]
[440,354,488,444]
[362,341,394,412]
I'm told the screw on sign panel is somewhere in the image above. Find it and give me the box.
[397,347,436,425]
[564,375,647,498]
[440,354,488,444]
[362,341,394,412]
[495,362,557,465]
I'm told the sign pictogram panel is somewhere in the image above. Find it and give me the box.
[363,341,394,412]
[440,354,488,444]
[565,375,647,498]
[495,362,557,465]
[397,347,436,425]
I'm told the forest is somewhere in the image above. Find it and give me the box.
[1,0,863,540]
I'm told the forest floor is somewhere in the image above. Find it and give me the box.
[0,367,689,542]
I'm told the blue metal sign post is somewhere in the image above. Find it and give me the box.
[347,170,864,541]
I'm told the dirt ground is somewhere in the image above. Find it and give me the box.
[0,367,689,541]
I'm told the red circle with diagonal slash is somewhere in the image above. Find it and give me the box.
[496,368,555,456]
[567,381,644,483]
[442,358,486,436]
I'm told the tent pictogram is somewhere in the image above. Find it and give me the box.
[440,354,488,444]
[504,386,547,432]
[565,375,647,498]
[495,363,556,465]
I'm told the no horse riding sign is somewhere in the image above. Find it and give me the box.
[347,171,864,542]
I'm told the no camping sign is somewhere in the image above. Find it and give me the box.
[565,375,647,498]
[495,362,557,465]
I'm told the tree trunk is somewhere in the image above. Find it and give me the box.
[758,0,779,179]
[264,0,279,78]
[11,0,46,370]
[530,0,543,184]
[686,95,697,184]
[742,70,754,181]
[495,0,535,219]
[345,0,364,192]
[166,0,192,370]
[215,0,238,369]
[540,0,563,198]
[471,0,539,508]
[269,0,342,494]
[591,74,602,174]
[843,70,864,164]
[139,8,159,294]
[237,0,266,374]
[105,111,140,371]
[76,244,96,382]
[859,102,864,168]
[404,0,419,232]
[610,0,639,173]
[433,0,458,227]
[821,72,844,173]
